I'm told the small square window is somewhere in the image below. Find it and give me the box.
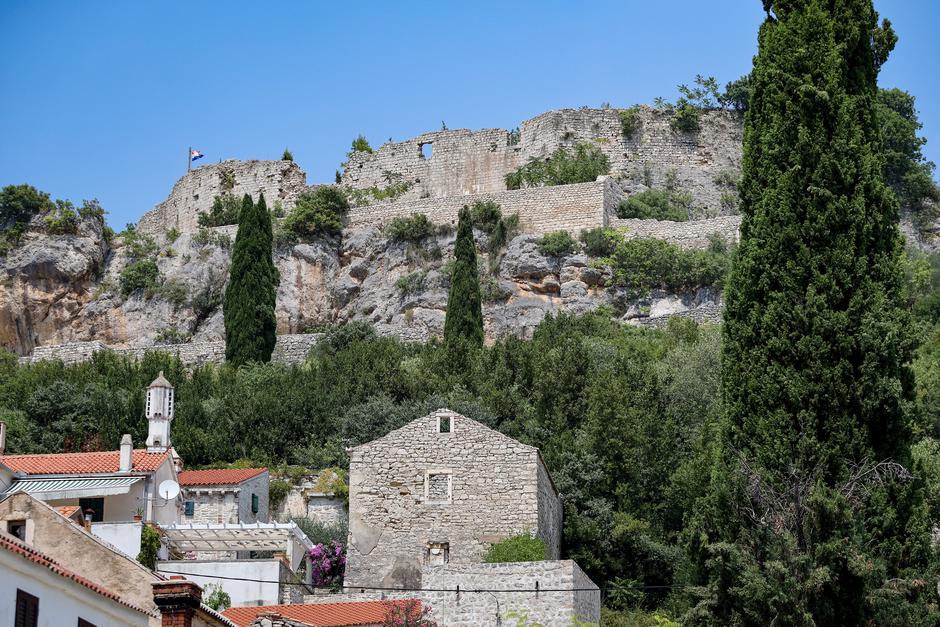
[426,542,449,566]
[437,415,452,434]
[7,520,27,540]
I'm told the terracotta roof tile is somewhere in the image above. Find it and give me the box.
[0,449,170,475]
[178,467,268,486]
[0,531,151,616]
[222,600,418,627]
[55,505,81,518]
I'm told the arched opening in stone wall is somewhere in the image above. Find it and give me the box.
[419,142,433,160]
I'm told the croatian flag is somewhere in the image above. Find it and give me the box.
[191,149,204,162]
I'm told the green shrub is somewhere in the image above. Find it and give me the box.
[204,584,231,612]
[78,199,105,220]
[720,192,739,213]
[349,135,373,155]
[483,533,547,563]
[396,270,427,296]
[137,524,161,569]
[192,228,231,249]
[536,231,579,257]
[269,478,292,510]
[386,213,435,243]
[121,227,158,259]
[505,143,610,190]
[604,237,731,293]
[44,200,79,235]
[620,106,641,137]
[282,148,293,161]
[468,200,503,233]
[617,190,692,221]
[156,280,188,308]
[580,227,620,258]
[120,259,160,296]
[481,277,511,302]
[154,326,191,345]
[670,100,701,133]
[282,187,349,239]
[198,194,240,227]
[165,226,180,243]
[1,184,52,227]
[713,169,740,189]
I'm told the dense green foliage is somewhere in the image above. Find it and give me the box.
[620,107,641,137]
[197,194,241,227]
[603,237,731,294]
[281,187,349,242]
[282,148,293,162]
[385,213,435,243]
[1,185,106,254]
[137,524,161,570]
[691,2,935,624]
[482,533,548,563]
[617,189,692,221]
[443,207,483,349]
[579,227,620,258]
[224,194,278,366]
[536,230,578,257]
[349,135,373,155]
[505,144,610,190]
[119,227,161,297]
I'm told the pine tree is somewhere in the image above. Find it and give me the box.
[443,206,483,349]
[687,1,932,622]
[224,193,278,366]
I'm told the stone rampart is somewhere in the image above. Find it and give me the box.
[343,106,742,216]
[609,215,742,249]
[347,178,620,235]
[138,160,307,236]
[18,333,321,367]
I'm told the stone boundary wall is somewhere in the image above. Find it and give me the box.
[18,334,322,367]
[303,560,600,626]
[347,178,620,235]
[138,160,307,236]
[608,215,742,250]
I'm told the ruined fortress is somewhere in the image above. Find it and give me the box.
[15,105,745,366]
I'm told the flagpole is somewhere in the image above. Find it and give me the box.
[187,146,191,174]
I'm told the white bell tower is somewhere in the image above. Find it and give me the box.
[145,371,175,453]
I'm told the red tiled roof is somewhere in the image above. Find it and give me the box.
[0,449,169,475]
[223,600,419,627]
[178,467,268,486]
[0,531,150,615]
[55,505,81,518]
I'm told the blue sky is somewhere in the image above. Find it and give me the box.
[1,1,937,228]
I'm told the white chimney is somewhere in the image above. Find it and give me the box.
[0,421,6,456]
[119,434,133,472]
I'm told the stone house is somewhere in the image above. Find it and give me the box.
[273,468,347,526]
[344,408,563,589]
[178,468,270,524]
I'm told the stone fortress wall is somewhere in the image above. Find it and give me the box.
[137,160,307,236]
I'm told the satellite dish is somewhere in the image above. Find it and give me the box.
[159,479,180,501]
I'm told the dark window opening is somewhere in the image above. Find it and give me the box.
[15,589,39,627]
[7,520,27,540]
[78,619,98,627]
[438,415,452,433]
[420,143,433,160]
[79,497,104,523]
[184,501,195,517]
[251,493,259,514]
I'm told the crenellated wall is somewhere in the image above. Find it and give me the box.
[137,160,307,235]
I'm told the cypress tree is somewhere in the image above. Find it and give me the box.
[224,193,278,366]
[443,206,483,348]
[689,1,931,622]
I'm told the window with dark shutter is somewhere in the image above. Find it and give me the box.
[184,501,195,517]
[15,589,39,627]
[251,493,259,514]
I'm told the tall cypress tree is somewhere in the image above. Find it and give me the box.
[224,193,278,366]
[443,206,483,348]
[688,2,930,622]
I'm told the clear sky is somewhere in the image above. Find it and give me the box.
[1,1,937,228]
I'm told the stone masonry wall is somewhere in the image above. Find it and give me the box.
[237,471,270,524]
[184,488,239,524]
[344,409,562,590]
[303,560,601,626]
[347,178,619,235]
[343,106,742,217]
[19,333,322,367]
[608,215,743,250]
[536,458,563,560]
[137,160,307,236]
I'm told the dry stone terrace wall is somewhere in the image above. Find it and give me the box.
[347,178,620,235]
[610,215,742,250]
[344,410,561,590]
[18,333,322,367]
[137,160,307,236]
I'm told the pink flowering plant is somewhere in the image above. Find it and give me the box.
[308,541,346,588]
